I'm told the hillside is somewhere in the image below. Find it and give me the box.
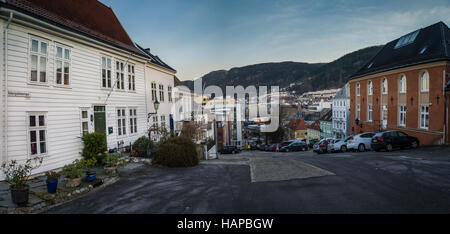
[182,45,383,94]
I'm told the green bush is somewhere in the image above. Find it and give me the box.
[62,161,83,179]
[152,136,199,167]
[132,136,154,157]
[102,153,122,167]
[81,132,107,162]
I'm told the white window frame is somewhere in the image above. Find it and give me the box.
[399,105,406,127]
[161,115,166,130]
[368,81,373,95]
[27,112,48,156]
[356,83,360,96]
[101,56,112,88]
[29,37,49,84]
[116,60,125,90]
[382,78,388,94]
[151,82,157,101]
[55,43,71,86]
[129,108,138,134]
[399,75,406,93]
[419,105,429,129]
[420,71,429,92]
[152,115,159,129]
[128,64,136,91]
[168,86,173,102]
[356,105,360,120]
[368,105,373,122]
[80,108,90,136]
[159,84,165,102]
[117,108,127,136]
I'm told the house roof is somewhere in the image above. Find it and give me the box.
[333,83,349,99]
[319,109,332,122]
[308,120,320,131]
[350,21,450,80]
[287,119,308,131]
[135,43,176,73]
[2,0,146,57]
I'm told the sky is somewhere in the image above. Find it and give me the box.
[100,0,450,81]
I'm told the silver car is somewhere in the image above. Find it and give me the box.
[332,136,353,152]
[346,133,375,152]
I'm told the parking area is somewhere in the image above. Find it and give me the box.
[44,146,450,214]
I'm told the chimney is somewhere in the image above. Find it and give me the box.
[145,48,151,53]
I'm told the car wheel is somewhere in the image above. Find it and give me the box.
[358,144,366,152]
[341,145,347,152]
[411,141,418,149]
[232,150,236,154]
[387,144,393,152]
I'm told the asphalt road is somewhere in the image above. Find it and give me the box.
[44,146,450,214]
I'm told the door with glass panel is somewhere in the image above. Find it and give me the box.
[94,106,106,134]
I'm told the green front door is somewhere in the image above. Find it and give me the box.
[94,106,106,134]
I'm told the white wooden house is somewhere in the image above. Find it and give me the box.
[0,0,176,179]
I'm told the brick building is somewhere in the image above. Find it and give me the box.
[348,22,450,145]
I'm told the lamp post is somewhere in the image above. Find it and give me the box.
[147,98,160,139]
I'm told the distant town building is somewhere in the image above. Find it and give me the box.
[319,110,333,139]
[307,120,321,141]
[287,119,309,139]
[332,83,350,139]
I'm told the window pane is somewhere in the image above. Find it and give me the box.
[30,131,36,142]
[40,142,46,154]
[56,47,63,58]
[82,111,88,119]
[39,115,45,126]
[123,119,126,134]
[40,42,47,54]
[39,130,46,141]
[64,62,69,74]
[29,116,36,127]
[31,40,38,52]
[64,49,70,60]
[31,55,38,81]
[117,110,121,116]
[40,57,46,82]
[31,143,37,155]
[122,110,125,116]
[64,74,69,85]
[102,57,106,68]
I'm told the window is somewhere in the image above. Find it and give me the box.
[159,84,165,102]
[356,83,360,96]
[368,105,373,122]
[151,82,157,101]
[399,75,406,93]
[382,78,388,94]
[55,45,71,85]
[81,110,89,136]
[356,105,360,120]
[116,61,125,90]
[117,108,127,136]
[420,71,429,92]
[28,113,47,155]
[399,105,406,126]
[29,38,48,83]
[168,86,173,102]
[152,115,159,129]
[128,65,135,91]
[368,81,373,95]
[420,105,429,129]
[161,115,166,130]
[129,108,137,134]
[101,56,112,88]
[394,30,420,49]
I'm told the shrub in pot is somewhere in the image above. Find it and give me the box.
[132,136,154,158]
[81,132,107,163]
[79,158,97,182]
[0,156,43,206]
[102,153,122,174]
[151,136,199,167]
[62,162,83,188]
[45,171,60,194]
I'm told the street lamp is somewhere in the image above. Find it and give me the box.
[147,98,160,119]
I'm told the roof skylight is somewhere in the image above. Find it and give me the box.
[394,30,420,49]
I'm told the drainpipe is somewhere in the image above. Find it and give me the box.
[3,11,13,163]
[444,69,448,144]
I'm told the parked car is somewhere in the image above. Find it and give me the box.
[371,131,420,152]
[308,139,319,148]
[280,142,308,152]
[332,136,353,152]
[313,139,332,154]
[264,144,274,151]
[220,146,240,154]
[347,132,375,152]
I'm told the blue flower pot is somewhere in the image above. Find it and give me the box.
[86,171,96,182]
[46,179,58,194]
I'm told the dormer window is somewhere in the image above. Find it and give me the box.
[394,30,420,49]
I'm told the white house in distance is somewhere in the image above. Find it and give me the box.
[332,83,350,139]
[0,0,176,179]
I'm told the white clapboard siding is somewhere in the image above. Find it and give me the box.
[2,22,149,177]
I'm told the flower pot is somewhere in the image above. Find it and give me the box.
[11,185,29,206]
[46,179,58,194]
[86,171,96,182]
[104,166,117,174]
[66,177,82,188]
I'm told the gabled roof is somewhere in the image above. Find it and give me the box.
[135,43,176,73]
[287,119,308,131]
[308,120,320,131]
[319,109,332,122]
[350,21,450,79]
[2,0,146,57]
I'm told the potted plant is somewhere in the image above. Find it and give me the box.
[45,170,60,194]
[62,162,83,188]
[132,136,154,158]
[0,156,43,206]
[79,158,97,182]
[102,153,122,174]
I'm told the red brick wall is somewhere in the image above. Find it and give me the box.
[349,64,447,146]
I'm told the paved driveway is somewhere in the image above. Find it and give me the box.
[44,146,450,213]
